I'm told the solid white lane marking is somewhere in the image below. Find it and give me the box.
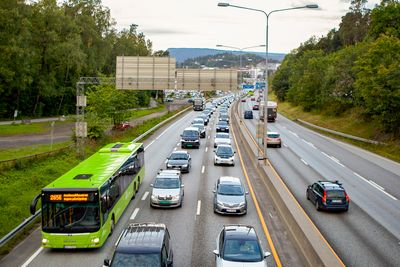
[201,166,205,174]
[155,112,192,140]
[205,147,208,152]
[130,208,140,220]
[196,200,201,215]
[141,191,149,201]
[354,172,398,201]
[321,152,331,158]
[144,140,155,150]
[369,180,384,191]
[21,247,43,267]
[330,156,340,163]
[301,158,309,166]
[321,152,345,167]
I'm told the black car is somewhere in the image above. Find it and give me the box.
[219,114,229,124]
[166,150,191,173]
[197,114,209,125]
[104,223,173,267]
[216,121,229,132]
[181,127,200,148]
[244,110,253,119]
[306,181,350,211]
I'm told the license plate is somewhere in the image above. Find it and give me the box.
[160,201,170,204]
[64,246,76,249]
[332,200,342,203]
[226,209,236,212]
[187,144,192,147]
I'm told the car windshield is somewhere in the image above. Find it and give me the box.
[217,146,233,156]
[169,153,188,160]
[218,184,244,196]
[182,130,199,138]
[217,121,228,126]
[216,133,229,139]
[327,190,345,198]
[268,134,280,138]
[110,252,160,267]
[192,124,204,130]
[193,119,203,124]
[154,178,180,189]
[223,238,263,262]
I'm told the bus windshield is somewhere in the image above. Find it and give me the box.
[42,201,101,233]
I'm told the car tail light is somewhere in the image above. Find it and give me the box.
[322,191,327,204]
[345,191,350,202]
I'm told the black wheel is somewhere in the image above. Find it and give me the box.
[279,144,282,148]
[306,191,310,200]
[315,201,321,211]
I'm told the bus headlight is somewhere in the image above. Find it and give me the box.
[91,237,100,244]
[42,238,49,245]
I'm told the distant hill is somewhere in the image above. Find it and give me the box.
[167,48,286,63]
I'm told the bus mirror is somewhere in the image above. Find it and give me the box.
[30,194,41,215]
[101,197,108,213]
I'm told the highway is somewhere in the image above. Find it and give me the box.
[1,102,303,267]
[240,97,400,267]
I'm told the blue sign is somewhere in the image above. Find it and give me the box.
[242,84,254,90]
[255,82,266,89]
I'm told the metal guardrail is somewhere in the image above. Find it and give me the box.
[0,105,191,249]
[295,118,384,145]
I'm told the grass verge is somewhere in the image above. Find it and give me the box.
[0,106,189,256]
[270,94,400,163]
[0,120,72,136]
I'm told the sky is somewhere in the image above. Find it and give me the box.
[101,0,380,54]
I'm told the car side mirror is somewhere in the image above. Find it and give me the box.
[181,184,185,188]
[245,191,249,195]
[264,251,271,258]
[213,249,219,256]
[212,189,216,193]
[308,185,312,189]
[150,184,154,187]
[103,259,110,266]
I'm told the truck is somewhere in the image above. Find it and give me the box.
[259,101,277,122]
[193,98,205,111]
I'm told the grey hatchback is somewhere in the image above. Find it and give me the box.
[166,150,191,173]
[213,176,248,215]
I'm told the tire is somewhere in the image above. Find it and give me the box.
[278,144,282,148]
[315,201,321,211]
[306,191,310,200]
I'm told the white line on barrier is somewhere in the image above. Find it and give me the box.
[301,158,309,166]
[196,200,201,215]
[130,208,140,220]
[141,191,149,201]
[21,247,43,267]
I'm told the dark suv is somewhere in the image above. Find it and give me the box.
[306,181,350,211]
[104,223,173,267]
[181,127,200,148]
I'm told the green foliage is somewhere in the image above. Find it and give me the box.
[368,0,400,39]
[271,54,295,101]
[354,35,400,133]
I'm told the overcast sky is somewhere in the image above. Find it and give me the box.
[101,0,380,54]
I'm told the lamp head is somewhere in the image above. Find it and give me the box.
[306,4,319,9]
[218,3,230,7]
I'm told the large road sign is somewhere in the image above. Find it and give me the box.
[116,56,175,90]
[176,69,237,91]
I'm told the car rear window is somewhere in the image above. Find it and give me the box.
[327,190,345,198]
[268,134,280,138]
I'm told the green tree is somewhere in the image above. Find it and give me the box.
[354,35,400,133]
[368,0,400,39]
[338,0,370,46]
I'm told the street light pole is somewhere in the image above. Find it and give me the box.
[218,2,318,161]
[216,44,266,88]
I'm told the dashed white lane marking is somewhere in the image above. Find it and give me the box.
[283,143,288,148]
[205,147,208,152]
[208,135,210,139]
[177,142,180,146]
[196,200,201,215]
[144,140,155,150]
[289,130,299,137]
[301,158,309,166]
[201,166,205,174]
[130,208,140,220]
[321,152,345,167]
[301,139,316,149]
[141,191,149,201]
[21,247,43,267]
[174,147,177,151]
[353,172,397,201]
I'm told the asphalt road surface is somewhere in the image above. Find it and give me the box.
[240,96,400,267]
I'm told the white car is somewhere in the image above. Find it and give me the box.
[214,225,271,267]
[214,133,231,148]
[214,144,235,166]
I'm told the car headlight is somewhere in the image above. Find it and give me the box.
[91,237,100,244]
[167,163,172,167]
[172,195,180,201]
[239,202,246,207]
[217,200,224,206]
[151,194,158,201]
[182,164,188,168]
[42,238,49,245]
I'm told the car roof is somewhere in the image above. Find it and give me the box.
[318,181,345,190]
[219,176,241,185]
[216,144,232,148]
[267,131,279,135]
[192,123,204,127]
[216,133,229,137]
[184,127,200,131]
[170,150,188,155]
[223,225,258,241]
[157,169,181,178]
[116,223,166,254]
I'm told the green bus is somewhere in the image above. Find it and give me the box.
[30,142,145,248]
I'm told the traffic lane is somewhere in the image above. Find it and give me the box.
[239,107,400,266]
[268,120,400,239]
[240,103,400,240]
[190,118,276,267]
[267,144,400,266]
[276,114,400,198]
[20,110,200,267]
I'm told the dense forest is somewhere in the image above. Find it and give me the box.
[272,0,400,134]
[0,0,167,119]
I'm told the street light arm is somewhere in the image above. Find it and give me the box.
[216,44,241,51]
[227,4,267,17]
[267,5,318,17]
[241,45,266,50]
